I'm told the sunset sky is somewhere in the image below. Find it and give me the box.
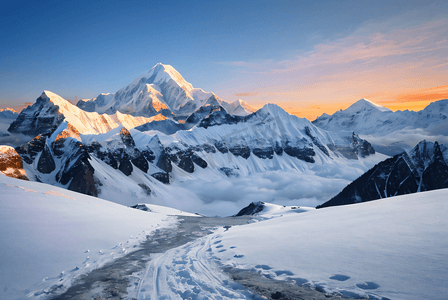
[1,0,447,120]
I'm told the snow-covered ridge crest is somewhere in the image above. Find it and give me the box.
[8,91,165,136]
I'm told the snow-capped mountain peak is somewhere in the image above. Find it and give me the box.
[344,98,392,113]
[147,63,194,92]
[221,99,256,116]
[8,91,163,136]
[76,63,256,119]
[77,63,214,117]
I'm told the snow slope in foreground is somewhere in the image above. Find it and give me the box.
[0,175,193,300]
[212,190,448,300]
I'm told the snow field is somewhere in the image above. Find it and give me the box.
[211,189,448,300]
[0,174,179,300]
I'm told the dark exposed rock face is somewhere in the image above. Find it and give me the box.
[54,139,99,197]
[151,172,170,184]
[252,148,274,159]
[86,142,118,169]
[16,128,99,196]
[317,140,448,209]
[15,135,47,164]
[185,102,226,126]
[87,128,149,176]
[283,146,315,163]
[156,151,172,173]
[305,126,329,157]
[8,94,64,137]
[162,147,208,173]
[229,145,251,159]
[219,167,239,177]
[350,132,375,158]
[37,144,56,174]
[67,160,98,196]
[214,141,229,154]
[141,149,156,163]
[235,201,265,216]
[327,132,375,160]
[198,108,245,129]
[118,158,133,176]
[274,142,283,155]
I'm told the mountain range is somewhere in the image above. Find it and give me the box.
[313,98,448,155]
[1,63,448,214]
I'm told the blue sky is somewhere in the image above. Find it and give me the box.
[1,0,447,118]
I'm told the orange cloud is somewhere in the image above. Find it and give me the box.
[217,19,448,121]
[235,92,260,97]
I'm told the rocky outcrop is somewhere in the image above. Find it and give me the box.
[0,146,28,180]
[235,201,265,216]
[15,135,48,164]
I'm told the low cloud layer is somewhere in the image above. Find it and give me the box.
[170,170,352,217]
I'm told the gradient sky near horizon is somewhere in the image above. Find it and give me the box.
[1,0,448,120]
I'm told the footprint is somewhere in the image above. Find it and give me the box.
[329,274,350,281]
[216,245,223,248]
[255,265,272,270]
[356,282,380,290]
[275,270,294,276]
[230,246,236,249]
[233,254,244,258]
[315,284,326,293]
[213,240,222,245]
[218,249,227,253]
[291,277,308,286]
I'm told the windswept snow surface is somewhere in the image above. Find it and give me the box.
[211,189,448,300]
[0,174,181,300]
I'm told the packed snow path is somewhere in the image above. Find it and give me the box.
[51,216,345,300]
